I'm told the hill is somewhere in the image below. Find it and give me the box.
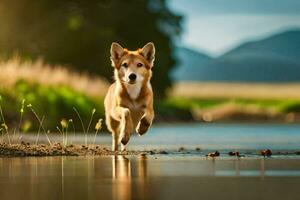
[171,29,300,82]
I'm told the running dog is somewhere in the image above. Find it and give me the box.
[104,42,155,151]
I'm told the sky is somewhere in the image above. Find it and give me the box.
[168,0,300,57]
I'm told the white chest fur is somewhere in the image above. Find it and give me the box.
[125,82,142,100]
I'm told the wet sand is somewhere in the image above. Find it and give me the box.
[1,142,300,157]
[0,156,300,200]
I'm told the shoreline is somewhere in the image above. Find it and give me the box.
[1,142,300,158]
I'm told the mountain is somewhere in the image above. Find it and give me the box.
[171,29,300,82]
[171,47,212,80]
[223,30,300,61]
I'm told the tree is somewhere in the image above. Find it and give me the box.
[0,0,182,97]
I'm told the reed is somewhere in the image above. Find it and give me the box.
[27,104,52,146]
[69,119,76,145]
[0,95,103,147]
[0,95,10,144]
[93,119,103,147]
[73,107,97,146]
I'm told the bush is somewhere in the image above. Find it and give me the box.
[0,80,104,132]
[278,101,300,113]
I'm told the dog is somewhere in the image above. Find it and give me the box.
[104,42,155,151]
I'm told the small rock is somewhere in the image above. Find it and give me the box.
[159,150,168,154]
[178,147,185,152]
[228,151,240,156]
[195,147,201,151]
[149,150,155,155]
[261,149,272,157]
[206,151,220,157]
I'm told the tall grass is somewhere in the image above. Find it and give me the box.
[0,58,106,146]
[0,57,109,97]
[93,119,103,147]
[0,97,103,146]
[0,95,10,144]
[73,107,97,146]
[27,104,52,146]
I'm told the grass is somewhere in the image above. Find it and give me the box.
[0,57,109,97]
[0,58,106,145]
[93,119,103,147]
[0,96,103,146]
[0,80,105,130]
[0,57,106,131]
[160,97,300,113]
[156,97,300,122]
[1,57,300,134]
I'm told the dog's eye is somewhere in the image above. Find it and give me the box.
[121,63,128,68]
[137,63,143,67]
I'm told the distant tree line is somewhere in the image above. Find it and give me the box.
[0,0,182,97]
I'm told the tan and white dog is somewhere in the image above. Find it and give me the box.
[104,42,155,151]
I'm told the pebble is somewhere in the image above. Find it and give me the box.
[178,147,185,152]
[159,150,168,154]
[228,151,240,156]
[206,151,220,157]
[261,149,272,157]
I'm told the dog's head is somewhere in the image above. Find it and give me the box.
[110,42,155,85]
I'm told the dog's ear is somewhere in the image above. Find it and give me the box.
[110,42,124,67]
[141,42,155,67]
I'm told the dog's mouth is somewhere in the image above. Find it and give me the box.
[127,80,136,85]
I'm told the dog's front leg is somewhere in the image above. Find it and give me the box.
[112,132,119,152]
[112,107,133,150]
[136,109,154,136]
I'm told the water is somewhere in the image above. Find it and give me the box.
[2,123,300,200]
[22,123,300,151]
[1,156,300,200]
[131,123,300,150]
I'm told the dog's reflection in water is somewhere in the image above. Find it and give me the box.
[112,155,147,200]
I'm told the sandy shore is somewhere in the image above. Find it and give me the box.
[1,142,300,157]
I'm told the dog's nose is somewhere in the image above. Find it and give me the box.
[129,73,137,81]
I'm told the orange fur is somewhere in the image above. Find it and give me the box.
[104,42,155,151]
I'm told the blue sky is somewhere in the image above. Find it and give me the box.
[168,0,300,56]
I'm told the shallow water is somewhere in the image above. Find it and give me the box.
[22,123,300,151]
[0,156,300,200]
[2,123,300,200]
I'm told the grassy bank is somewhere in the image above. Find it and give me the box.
[0,58,107,134]
[1,58,300,136]
[157,97,300,122]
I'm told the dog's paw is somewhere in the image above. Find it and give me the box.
[136,117,151,136]
[121,134,130,145]
[121,144,126,152]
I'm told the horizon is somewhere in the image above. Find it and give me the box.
[169,0,300,56]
